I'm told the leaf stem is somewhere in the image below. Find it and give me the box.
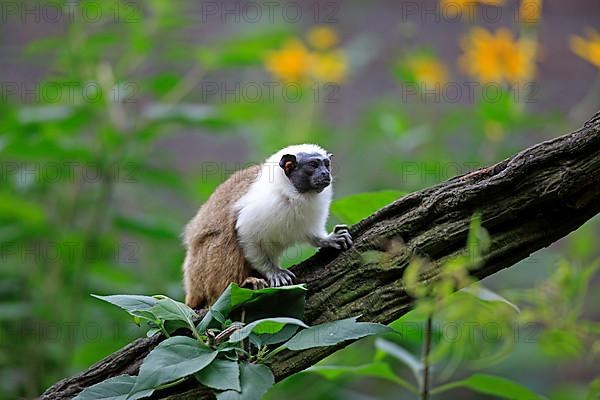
[241,308,251,356]
[255,345,270,363]
[155,377,188,391]
[420,314,433,400]
[429,380,463,395]
[261,345,285,362]
[188,319,202,342]
[158,321,170,338]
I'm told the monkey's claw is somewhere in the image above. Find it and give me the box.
[333,224,350,234]
[241,277,268,290]
[329,224,353,250]
[266,268,296,287]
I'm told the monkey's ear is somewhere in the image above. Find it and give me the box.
[279,154,297,176]
[327,152,334,159]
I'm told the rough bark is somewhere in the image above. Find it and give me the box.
[42,112,600,399]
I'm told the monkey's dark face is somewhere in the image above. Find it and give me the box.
[279,152,332,193]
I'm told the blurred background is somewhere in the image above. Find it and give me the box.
[1,0,599,399]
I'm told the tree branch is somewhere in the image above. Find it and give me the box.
[42,112,600,399]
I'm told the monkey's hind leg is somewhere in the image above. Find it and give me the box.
[240,276,268,290]
[185,291,207,311]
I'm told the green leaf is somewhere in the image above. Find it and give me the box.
[434,373,542,399]
[539,328,583,358]
[210,309,227,325]
[114,215,181,240]
[134,166,186,190]
[152,297,197,321]
[163,320,194,335]
[331,191,405,225]
[307,362,417,393]
[197,285,236,333]
[198,29,292,68]
[24,36,64,56]
[144,72,181,97]
[73,375,152,400]
[216,363,274,400]
[250,324,300,347]
[91,294,157,321]
[233,285,307,325]
[151,297,198,331]
[281,316,392,351]
[460,286,520,313]
[129,336,218,398]
[466,213,491,262]
[146,328,160,338]
[0,192,46,226]
[198,286,234,330]
[229,284,307,310]
[195,359,241,392]
[375,338,422,385]
[198,284,307,333]
[476,88,520,124]
[587,378,600,400]
[228,318,308,343]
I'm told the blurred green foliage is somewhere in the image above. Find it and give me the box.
[0,1,599,399]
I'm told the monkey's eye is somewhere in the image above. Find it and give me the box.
[309,161,319,168]
[324,159,330,168]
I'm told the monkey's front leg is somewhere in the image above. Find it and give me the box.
[311,224,353,250]
[243,242,296,287]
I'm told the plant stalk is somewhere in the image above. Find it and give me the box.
[420,314,433,400]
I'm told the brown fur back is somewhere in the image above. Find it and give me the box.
[183,165,260,309]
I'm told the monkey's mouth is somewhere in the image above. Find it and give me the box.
[313,177,331,191]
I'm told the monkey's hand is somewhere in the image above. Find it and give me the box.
[265,267,296,287]
[312,225,353,251]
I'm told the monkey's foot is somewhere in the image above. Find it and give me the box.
[265,268,296,287]
[241,276,268,291]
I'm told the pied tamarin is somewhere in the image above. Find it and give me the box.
[182,144,353,308]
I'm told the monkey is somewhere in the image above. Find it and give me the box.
[182,144,353,309]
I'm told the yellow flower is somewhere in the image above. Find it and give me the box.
[570,29,600,69]
[307,26,339,50]
[459,27,536,83]
[264,39,314,83]
[264,28,348,84]
[312,50,347,83]
[406,55,449,89]
[519,0,542,24]
[440,0,504,18]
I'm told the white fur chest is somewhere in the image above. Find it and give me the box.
[234,163,332,253]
